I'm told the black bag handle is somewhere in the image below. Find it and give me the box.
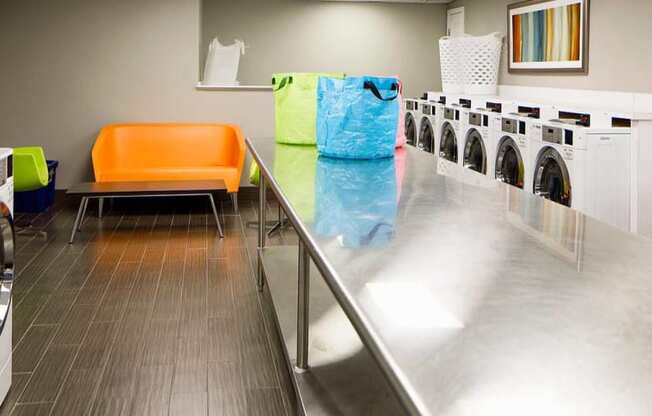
[364,81,399,101]
[272,76,293,92]
[360,222,393,246]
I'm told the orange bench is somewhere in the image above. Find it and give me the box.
[91,123,246,210]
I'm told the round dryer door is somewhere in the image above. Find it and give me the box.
[0,203,13,334]
[495,136,524,189]
[439,123,458,163]
[405,113,417,146]
[463,129,487,174]
[533,147,572,207]
[418,118,434,154]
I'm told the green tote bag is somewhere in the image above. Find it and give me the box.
[273,72,344,144]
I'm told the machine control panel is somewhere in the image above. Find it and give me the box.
[469,112,482,126]
[459,98,472,109]
[518,106,541,119]
[486,102,503,113]
[502,118,517,133]
[543,126,563,145]
[444,108,458,121]
[406,100,417,111]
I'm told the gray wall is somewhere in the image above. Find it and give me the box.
[0,0,275,189]
[201,0,447,97]
[0,0,446,189]
[449,0,652,93]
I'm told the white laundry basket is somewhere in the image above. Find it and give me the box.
[439,36,464,94]
[460,33,503,95]
[203,37,246,86]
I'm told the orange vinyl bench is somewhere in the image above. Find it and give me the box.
[90,123,246,213]
[77,123,246,237]
[92,123,246,193]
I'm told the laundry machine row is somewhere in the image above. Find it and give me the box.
[404,93,633,231]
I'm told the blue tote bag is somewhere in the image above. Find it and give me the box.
[316,76,400,160]
[314,156,397,248]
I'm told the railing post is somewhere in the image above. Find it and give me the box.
[296,240,310,371]
[257,175,267,291]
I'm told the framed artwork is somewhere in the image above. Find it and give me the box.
[508,0,590,73]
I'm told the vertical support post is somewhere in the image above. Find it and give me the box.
[257,175,267,291]
[98,197,104,219]
[296,240,310,371]
[78,198,89,231]
[231,192,239,215]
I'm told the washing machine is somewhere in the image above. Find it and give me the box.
[455,95,503,172]
[531,112,632,231]
[462,97,519,177]
[0,148,13,405]
[437,98,464,179]
[417,102,438,154]
[404,98,426,148]
[492,103,556,191]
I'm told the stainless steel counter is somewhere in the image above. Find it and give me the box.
[247,137,652,416]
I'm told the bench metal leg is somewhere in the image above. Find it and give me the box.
[69,197,86,244]
[98,197,104,219]
[78,198,89,231]
[208,194,224,239]
[230,192,239,215]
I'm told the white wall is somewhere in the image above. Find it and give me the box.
[448,0,652,94]
[201,0,447,97]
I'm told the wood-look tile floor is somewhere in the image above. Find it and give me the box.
[0,196,297,416]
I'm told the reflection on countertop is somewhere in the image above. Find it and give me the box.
[249,137,652,416]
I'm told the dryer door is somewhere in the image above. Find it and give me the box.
[533,147,572,207]
[439,123,458,163]
[495,136,524,189]
[405,113,417,146]
[0,203,13,334]
[418,118,434,154]
[463,129,487,174]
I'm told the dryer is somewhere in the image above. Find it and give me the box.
[532,112,632,231]
[0,148,13,405]
[404,98,426,148]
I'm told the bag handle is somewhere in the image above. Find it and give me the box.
[360,222,393,246]
[364,81,399,101]
[272,76,293,92]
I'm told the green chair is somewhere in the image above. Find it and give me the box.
[14,147,49,192]
[14,147,51,235]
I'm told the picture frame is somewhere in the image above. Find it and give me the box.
[507,0,590,73]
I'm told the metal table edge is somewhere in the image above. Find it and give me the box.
[245,137,426,415]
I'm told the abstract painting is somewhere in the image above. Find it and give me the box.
[508,0,589,73]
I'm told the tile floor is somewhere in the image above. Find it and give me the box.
[0,196,296,416]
